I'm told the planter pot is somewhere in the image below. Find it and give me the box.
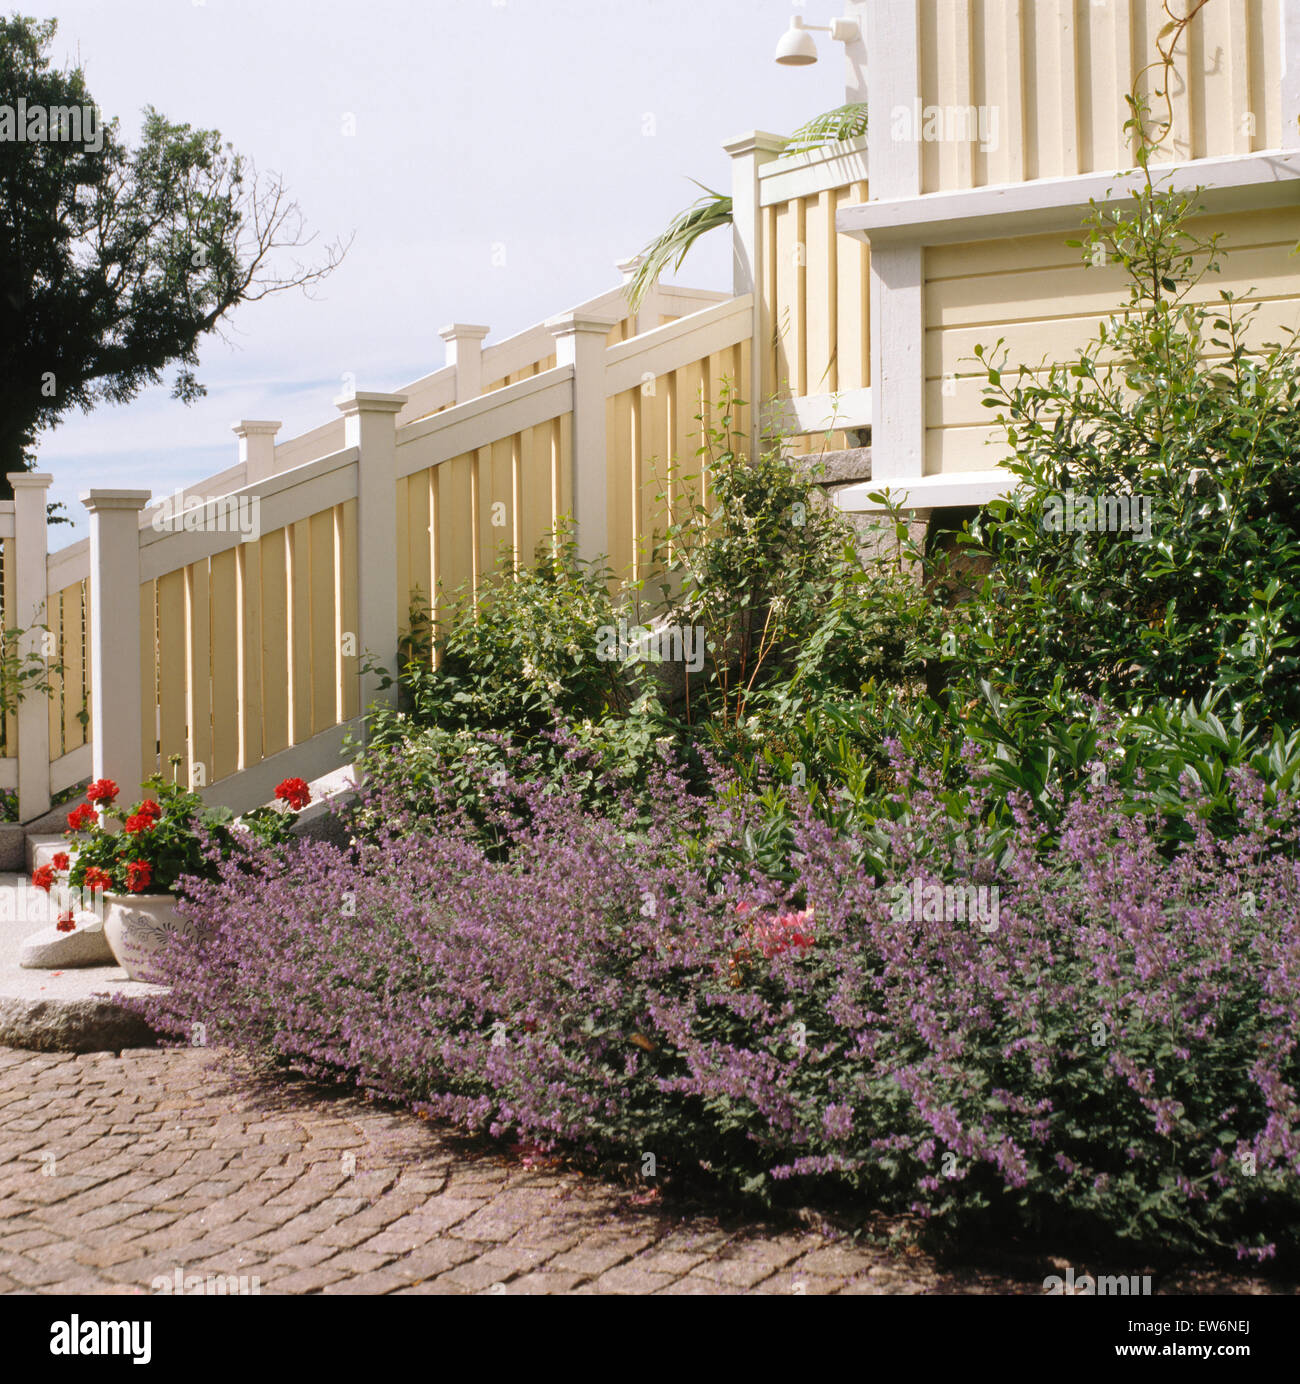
[102,894,197,983]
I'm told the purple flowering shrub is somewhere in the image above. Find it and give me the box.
[138,743,1300,1261]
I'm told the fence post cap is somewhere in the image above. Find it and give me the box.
[334,391,409,416]
[546,310,620,338]
[79,489,152,511]
[721,130,788,158]
[6,471,53,489]
[231,419,282,437]
[438,323,490,343]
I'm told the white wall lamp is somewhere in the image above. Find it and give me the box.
[774,14,863,67]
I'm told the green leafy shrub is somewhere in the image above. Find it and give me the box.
[925,99,1300,731]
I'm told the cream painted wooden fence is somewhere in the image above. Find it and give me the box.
[0,286,750,822]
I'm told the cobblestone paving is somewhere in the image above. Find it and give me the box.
[0,1046,1291,1296]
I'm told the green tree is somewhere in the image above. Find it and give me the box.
[0,16,349,505]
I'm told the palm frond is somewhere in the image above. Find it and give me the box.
[782,103,868,158]
[624,103,867,313]
[627,182,733,312]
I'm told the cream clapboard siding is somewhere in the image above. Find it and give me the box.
[917,0,1282,194]
[924,204,1300,473]
[138,499,359,789]
[605,339,751,583]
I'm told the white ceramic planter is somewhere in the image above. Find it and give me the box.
[102,894,194,983]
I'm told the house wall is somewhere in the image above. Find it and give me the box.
[924,203,1300,474]
[917,0,1283,193]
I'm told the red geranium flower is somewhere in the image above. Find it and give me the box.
[31,865,55,892]
[125,860,153,894]
[56,911,76,933]
[136,800,162,822]
[52,851,70,872]
[124,813,153,835]
[66,803,98,832]
[754,908,816,959]
[82,867,113,894]
[274,777,311,811]
[86,779,119,805]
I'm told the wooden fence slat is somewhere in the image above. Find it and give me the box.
[258,530,288,758]
[309,509,336,738]
[340,499,360,720]
[156,569,187,780]
[187,559,212,788]
[139,582,156,785]
[209,548,239,783]
[289,520,312,745]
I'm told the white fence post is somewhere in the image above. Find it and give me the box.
[548,312,617,567]
[8,472,52,823]
[724,131,786,455]
[82,489,151,808]
[233,420,282,484]
[439,324,490,403]
[336,391,407,718]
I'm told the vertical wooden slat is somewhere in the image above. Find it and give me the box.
[1053,0,1081,176]
[46,589,63,761]
[517,425,545,571]
[66,584,88,753]
[945,0,976,189]
[773,199,802,398]
[804,190,837,394]
[469,449,483,598]
[642,374,669,577]
[186,559,212,788]
[673,358,706,519]
[339,500,360,719]
[289,520,311,744]
[0,541,15,756]
[607,392,635,580]
[406,466,433,616]
[556,414,573,529]
[258,530,288,758]
[139,582,156,785]
[394,474,410,641]
[479,435,514,582]
[920,0,942,192]
[309,509,336,737]
[835,184,870,391]
[80,579,92,750]
[1167,0,1193,160]
[763,204,779,403]
[209,548,239,783]
[156,570,187,780]
[437,454,473,618]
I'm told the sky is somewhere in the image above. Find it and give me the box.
[22,0,854,540]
